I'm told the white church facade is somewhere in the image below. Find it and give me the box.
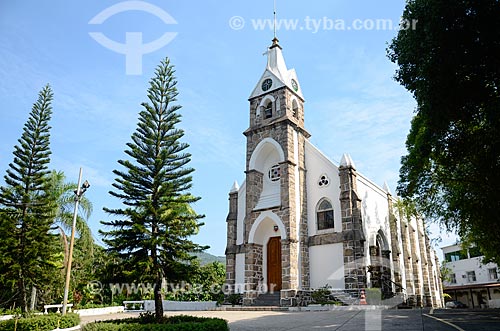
[225,37,444,308]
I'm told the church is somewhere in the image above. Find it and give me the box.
[224,37,444,308]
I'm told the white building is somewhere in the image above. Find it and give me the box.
[442,243,500,308]
[225,37,443,307]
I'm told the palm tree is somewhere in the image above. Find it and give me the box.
[47,170,93,269]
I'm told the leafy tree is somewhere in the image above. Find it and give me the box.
[440,264,453,283]
[0,84,57,311]
[165,261,225,303]
[101,58,206,320]
[196,262,226,303]
[388,0,500,262]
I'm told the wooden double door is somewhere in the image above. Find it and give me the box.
[267,236,282,291]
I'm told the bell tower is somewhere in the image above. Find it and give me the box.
[242,37,310,304]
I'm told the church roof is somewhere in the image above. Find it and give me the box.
[248,38,304,100]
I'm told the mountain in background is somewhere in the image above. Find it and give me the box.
[193,252,226,266]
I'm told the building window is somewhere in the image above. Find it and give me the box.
[445,250,468,262]
[489,268,498,280]
[467,271,476,282]
[317,199,334,230]
[292,99,299,118]
[318,174,329,187]
[264,101,273,119]
[262,78,273,91]
[450,273,457,284]
[268,165,281,182]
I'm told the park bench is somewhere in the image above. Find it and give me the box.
[123,300,145,311]
[43,304,73,314]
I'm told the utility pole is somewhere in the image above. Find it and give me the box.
[62,168,90,315]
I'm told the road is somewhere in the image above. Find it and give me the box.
[80,308,500,330]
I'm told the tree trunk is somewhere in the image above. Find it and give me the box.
[19,208,28,312]
[152,222,163,320]
[30,286,37,311]
[59,227,69,275]
[154,273,163,320]
[18,272,27,312]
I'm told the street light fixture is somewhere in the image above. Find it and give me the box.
[62,168,90,315]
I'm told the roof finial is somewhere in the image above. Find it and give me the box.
[270,0,280,48]
[273,0,277,40]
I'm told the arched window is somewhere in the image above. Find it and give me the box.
[264,100,273,119]
[317,199,334,230]
[292,99,299,118]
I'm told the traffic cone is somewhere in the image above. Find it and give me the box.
[359,289,367,305]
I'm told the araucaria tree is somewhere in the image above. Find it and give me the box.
[0,85,57,311]
[101,58,206,319]
[388,1,500,261]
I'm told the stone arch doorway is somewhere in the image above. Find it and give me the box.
[267,236,282,291]
[248,211,286,293]
[369,230,393,298]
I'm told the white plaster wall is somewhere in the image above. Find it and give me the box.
[440,243,499,287]
[309,243,345,289]
[236,181,246,245]
[356,175,391,251]
[235,253,245,293]
[442,244,461,255]
[255,153,281,209]
[249,138,283,210]
[443,257,499,287]
[304,141,341,237]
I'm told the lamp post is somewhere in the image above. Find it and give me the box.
[62,167,90,315]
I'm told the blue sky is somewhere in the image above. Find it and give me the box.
[0,0,457,257]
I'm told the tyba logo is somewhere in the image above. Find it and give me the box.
[89,1,177,75]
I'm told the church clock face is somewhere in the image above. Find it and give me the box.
[261,78,273,91]
[291,79,298,92]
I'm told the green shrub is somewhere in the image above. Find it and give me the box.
[225,293,242,306]
[0,308,22,316]
[0,313,80,331]
[311,285,332,305]
[82,315,228,331]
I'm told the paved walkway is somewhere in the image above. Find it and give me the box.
[81,308,500,330]
[80,309,457,331]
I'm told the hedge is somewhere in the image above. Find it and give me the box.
[82,315,228,331]
[0,313,80,331]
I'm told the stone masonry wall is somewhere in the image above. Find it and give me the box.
[243,243,263,305]
[242,86,309,304]
[298,133,310,289]
[409,223,423,306]
[338,164,366,292]
[225,190,238,292]
[388,197,403,288]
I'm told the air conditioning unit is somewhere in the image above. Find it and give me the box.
[462,275,467,278]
